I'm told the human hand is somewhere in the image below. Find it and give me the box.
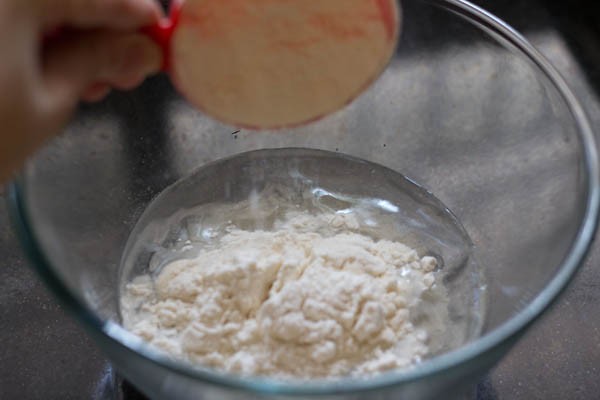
[0,0,163,183]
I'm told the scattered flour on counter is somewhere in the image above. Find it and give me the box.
[121,212,441,379]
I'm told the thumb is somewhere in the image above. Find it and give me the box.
[42,30,162,109]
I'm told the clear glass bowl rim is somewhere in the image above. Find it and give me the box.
[7,0,600,395]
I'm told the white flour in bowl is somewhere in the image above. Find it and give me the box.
[121,211,446,379]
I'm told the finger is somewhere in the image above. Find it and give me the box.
[42,30,161,110]
[41,0,162,30]
[81,83,112,102]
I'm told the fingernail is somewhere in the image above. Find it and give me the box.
[132,0,164,22]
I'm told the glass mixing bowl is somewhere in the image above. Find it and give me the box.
[8,0,599,398]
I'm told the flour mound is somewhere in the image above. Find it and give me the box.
[121,212,438,379]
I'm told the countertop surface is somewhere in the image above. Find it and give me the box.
[1,1,600,399]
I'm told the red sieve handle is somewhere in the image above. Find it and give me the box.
[140,0,184,72]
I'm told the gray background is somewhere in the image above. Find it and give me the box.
[1,0,599,398]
